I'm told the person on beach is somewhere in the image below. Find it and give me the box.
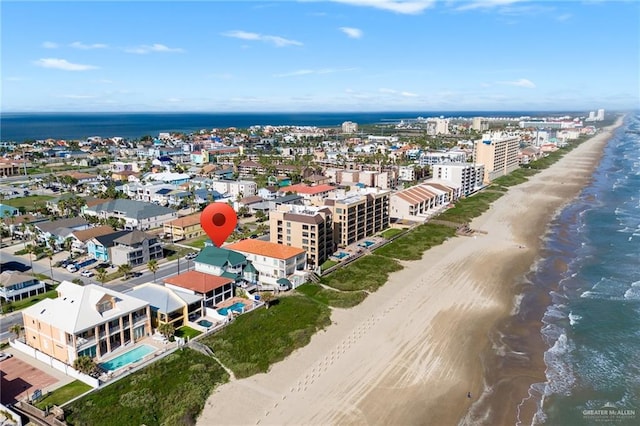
[467,392,471,399]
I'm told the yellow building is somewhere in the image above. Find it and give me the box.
[474,133,520,183]
[21,281,151,363]
[164,213,204,242]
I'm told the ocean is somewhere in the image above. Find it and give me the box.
[521,114,640,425]
[0,110,575,141]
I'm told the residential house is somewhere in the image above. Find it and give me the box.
[192,245,259,291]
[68,225,115,253]
[0,271,47,302]
[86,230,130,263]
[163,213,204,242]
[164,271,235,308]
[34,217,90,247]
[110,230,163,267]
[21,281,151,362]
[83,199,177,231]
[127,283,203,328]
[225,239,307,288]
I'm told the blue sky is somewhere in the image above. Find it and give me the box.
[2,0,639,112]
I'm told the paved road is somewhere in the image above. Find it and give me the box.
[0,312,22,341]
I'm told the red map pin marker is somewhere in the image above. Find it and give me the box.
[200,203,237,247]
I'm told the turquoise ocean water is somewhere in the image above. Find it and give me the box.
[523,114,640,425]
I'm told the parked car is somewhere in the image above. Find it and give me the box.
[66,264,78,273]
[0,352,13,362]
[81,270,94,277]
[185,252,197,260]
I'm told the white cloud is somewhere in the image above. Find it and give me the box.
[378,87,418,97]
[340,27,363,39]
[499,78,536,88]
[34,58,99,71]
[70,41,108,50]
[379,88,398,94]
[42,41,58,49]
[556,13,572,21]
[222,30,303,47]
[124,43,184,54]
[401,91,418,97]
[330,0,435,15]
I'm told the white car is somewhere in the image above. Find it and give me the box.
[0,352,13,362]
[81,270,94,277]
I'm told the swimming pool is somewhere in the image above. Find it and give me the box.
[363,240,375,247]
[217,302,245,316]
[198,319,213,328]
[99,344,155,372]
[334,252,349,259]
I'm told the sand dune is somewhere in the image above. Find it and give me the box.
[197,118,623,426]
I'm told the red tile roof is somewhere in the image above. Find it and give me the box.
[164,271,233,293]
[226,239,305,260]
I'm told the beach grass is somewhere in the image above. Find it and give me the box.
[320,255,402,292]
[320,259,339,271]
[34,380,92,410]
[437,191,504,224]
[64,349,228,426]
[201,295,331,379]
[296,283,368,308]
[375,224,456,261]
[379,228,404,240]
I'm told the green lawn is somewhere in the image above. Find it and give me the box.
[184,235,209,249]
[1,286,58,313]
[64,349,229,426]
[164,245,198,261]
[175,326,201,340]
[295,283,368,308]
[201,296,331,379]
[320,255,402,292]
[320,259,338,271]
[374,224,456,261]
[34,380,92,410]
[3,195,53,212]
[379,228,404,240]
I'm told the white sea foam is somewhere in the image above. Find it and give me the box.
[568,312,582,326]
[542,333,576,397]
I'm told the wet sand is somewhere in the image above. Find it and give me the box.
[197,118,624,426]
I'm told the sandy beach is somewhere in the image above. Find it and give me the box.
[197,118,624,426]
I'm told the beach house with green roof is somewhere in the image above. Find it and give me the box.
[193,245,259,291]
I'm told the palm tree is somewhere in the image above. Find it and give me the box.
[45,248,54,283]
[260,292,275,309]
[157,322,175,341]
[63,237,74,260]
[26,243,36,270]
[147,259,158,283]
[73,356,97,375]
[118,263,132,280]
[96,268,108,286]
[9,324,22,340]
[47,235,57,252]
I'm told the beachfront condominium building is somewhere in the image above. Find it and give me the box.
[21,281,151,363]
[225,239,308,288]
[390,182,455,221]
[325,188,390,248]
[472,117,490,132]
[474,133,521,184]
[342,121,358,133]
[426,118,450,135]
[431,163,485,196]
[269,204,335,269]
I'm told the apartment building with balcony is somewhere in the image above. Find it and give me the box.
[325,188,390,248]
[110,230,163,267]
[269,204,334,269]
[21,281,151,363]
[474,133,521,183]
[431,163,485,196]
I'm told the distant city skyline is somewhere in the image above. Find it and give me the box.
[2,0,639,112]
